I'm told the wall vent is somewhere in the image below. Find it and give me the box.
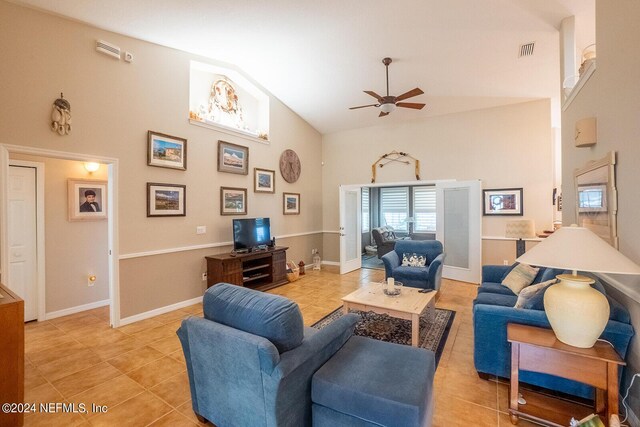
[96,40,121,59]
[519,42,535,57]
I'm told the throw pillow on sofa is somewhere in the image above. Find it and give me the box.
[401,253,427,267]
[501,263,540,295]
[514,279,557,309]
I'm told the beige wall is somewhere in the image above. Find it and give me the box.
[0,2,322,318]
[561,0,640,416]
[9,155,109,313]
[321,100,555,266]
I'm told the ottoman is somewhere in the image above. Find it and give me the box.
[311,336,435,427]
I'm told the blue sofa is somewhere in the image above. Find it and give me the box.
[382,240,445,290]
[473,264,635,399]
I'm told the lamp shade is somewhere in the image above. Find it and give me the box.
[516,225,640,274]
[505,220,536,239]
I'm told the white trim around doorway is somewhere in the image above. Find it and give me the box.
[0,144,121,327]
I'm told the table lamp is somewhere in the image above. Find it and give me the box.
[505,219,536,258]
[516,225,640,348]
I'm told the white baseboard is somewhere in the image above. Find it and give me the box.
[45,299,110,320]
[118,296,203,326]
[321,260,340,266]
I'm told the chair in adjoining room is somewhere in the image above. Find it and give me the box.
[372,225,411,259]
[178,283,435,427]
[382,240,445,291]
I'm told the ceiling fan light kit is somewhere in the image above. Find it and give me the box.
[350,57,426,117]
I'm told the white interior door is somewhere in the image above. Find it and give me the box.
[436,180,482,283]
[8,165,38,321]
[339,187,362,274]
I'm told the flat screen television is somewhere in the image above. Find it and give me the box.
[233,218,271,251]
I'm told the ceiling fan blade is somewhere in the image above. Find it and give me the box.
[364,91,383,102]
[396,102,426,110]
[349,103,379,110]
[395,88,424,102]
[379,111,389,117]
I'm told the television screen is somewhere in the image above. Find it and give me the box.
[233,218,271,250]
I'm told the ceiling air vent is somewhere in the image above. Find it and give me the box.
[519,42,535,57]
[96,40,121,59]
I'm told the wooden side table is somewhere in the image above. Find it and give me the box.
[507,323,625,427]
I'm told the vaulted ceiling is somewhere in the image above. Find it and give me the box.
[13,0,595,134]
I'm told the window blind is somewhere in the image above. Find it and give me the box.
[380,187,409,231]
[413,186,436,232]
[362,188,370,232]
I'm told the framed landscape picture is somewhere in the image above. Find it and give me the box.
[254,168,275,193]
[68,179,107,221]
[147,183,186,217]
[147,131,187,170]
[218,140,249,175]
[220,187,247,215]
[283,192,300,215]
[483,188,523,216]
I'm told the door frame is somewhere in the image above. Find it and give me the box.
[8,160,46,321]
[0,144,121,327]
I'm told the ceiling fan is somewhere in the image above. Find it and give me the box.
[350,57,426,117]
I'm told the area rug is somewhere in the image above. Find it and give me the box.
[311,306,456,366]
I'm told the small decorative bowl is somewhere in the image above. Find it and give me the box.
[383,282,403,297]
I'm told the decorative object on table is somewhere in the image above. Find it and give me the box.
[279,149,301,183]
[570,413,605,427]
[349,57,426,118]
[370,150,420,183]
[298,261,305,275]
[574,117,597,147]
[312,306,456,366]
[286,261,299,282]
[574,152,617,248]
[218,140,249,175]
[51,93,72,135]
[505,219,536,257]
[147,183,186,217]
[254,168,275,193]
[67,179,107,222]
[220,187,247,215]
[147,131,187,170]
[383,278,402,296]
[483,188,523,216]
[312,249,321,270]
[516,224,640,348]
[283,192,300,215]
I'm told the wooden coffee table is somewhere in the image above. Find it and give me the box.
[341,283,438,347]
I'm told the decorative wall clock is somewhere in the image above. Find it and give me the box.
[279,149,301,183]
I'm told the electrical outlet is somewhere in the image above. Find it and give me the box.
[202,272,207,281]
[88,275,96,287]
[503,260,509,266]
[196,226,206,235]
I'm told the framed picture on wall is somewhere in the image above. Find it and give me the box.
[147,131,187,170]
[254,168,275,193]
[68,179,108,221]
[482,188,523,216]
[218,141,249,175]
[220,187,247,215]
[147,183,186,217]
[283,192,300,215]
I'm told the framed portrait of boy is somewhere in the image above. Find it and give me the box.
[68,179,107,221]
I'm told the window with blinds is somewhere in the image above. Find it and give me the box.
[380,187,409,231]
[413,186,436,232]
[362,188,370,232]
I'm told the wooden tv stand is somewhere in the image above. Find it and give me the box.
[205,246,289,291]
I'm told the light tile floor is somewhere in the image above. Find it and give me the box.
[22,266,590,426]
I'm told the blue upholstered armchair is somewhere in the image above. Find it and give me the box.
[382,240,445,290]
[177,283,358,427]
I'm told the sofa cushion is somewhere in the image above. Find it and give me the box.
[203,283,304,353]
[535,268,567,283]
[478,282,517,296]
[474,292,518,308]
[393,266,428,283]
[312,336,434,427]
[515,279,557,309]
[502,264,540,295]
[401,253,427,267]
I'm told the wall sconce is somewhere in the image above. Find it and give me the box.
[84,162,100,173]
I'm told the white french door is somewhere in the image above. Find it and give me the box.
[339,187,362,274]
[436,180,482,283]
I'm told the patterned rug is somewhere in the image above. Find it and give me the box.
[311,306,456,366]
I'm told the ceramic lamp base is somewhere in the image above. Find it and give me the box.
[543,274,610,348]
